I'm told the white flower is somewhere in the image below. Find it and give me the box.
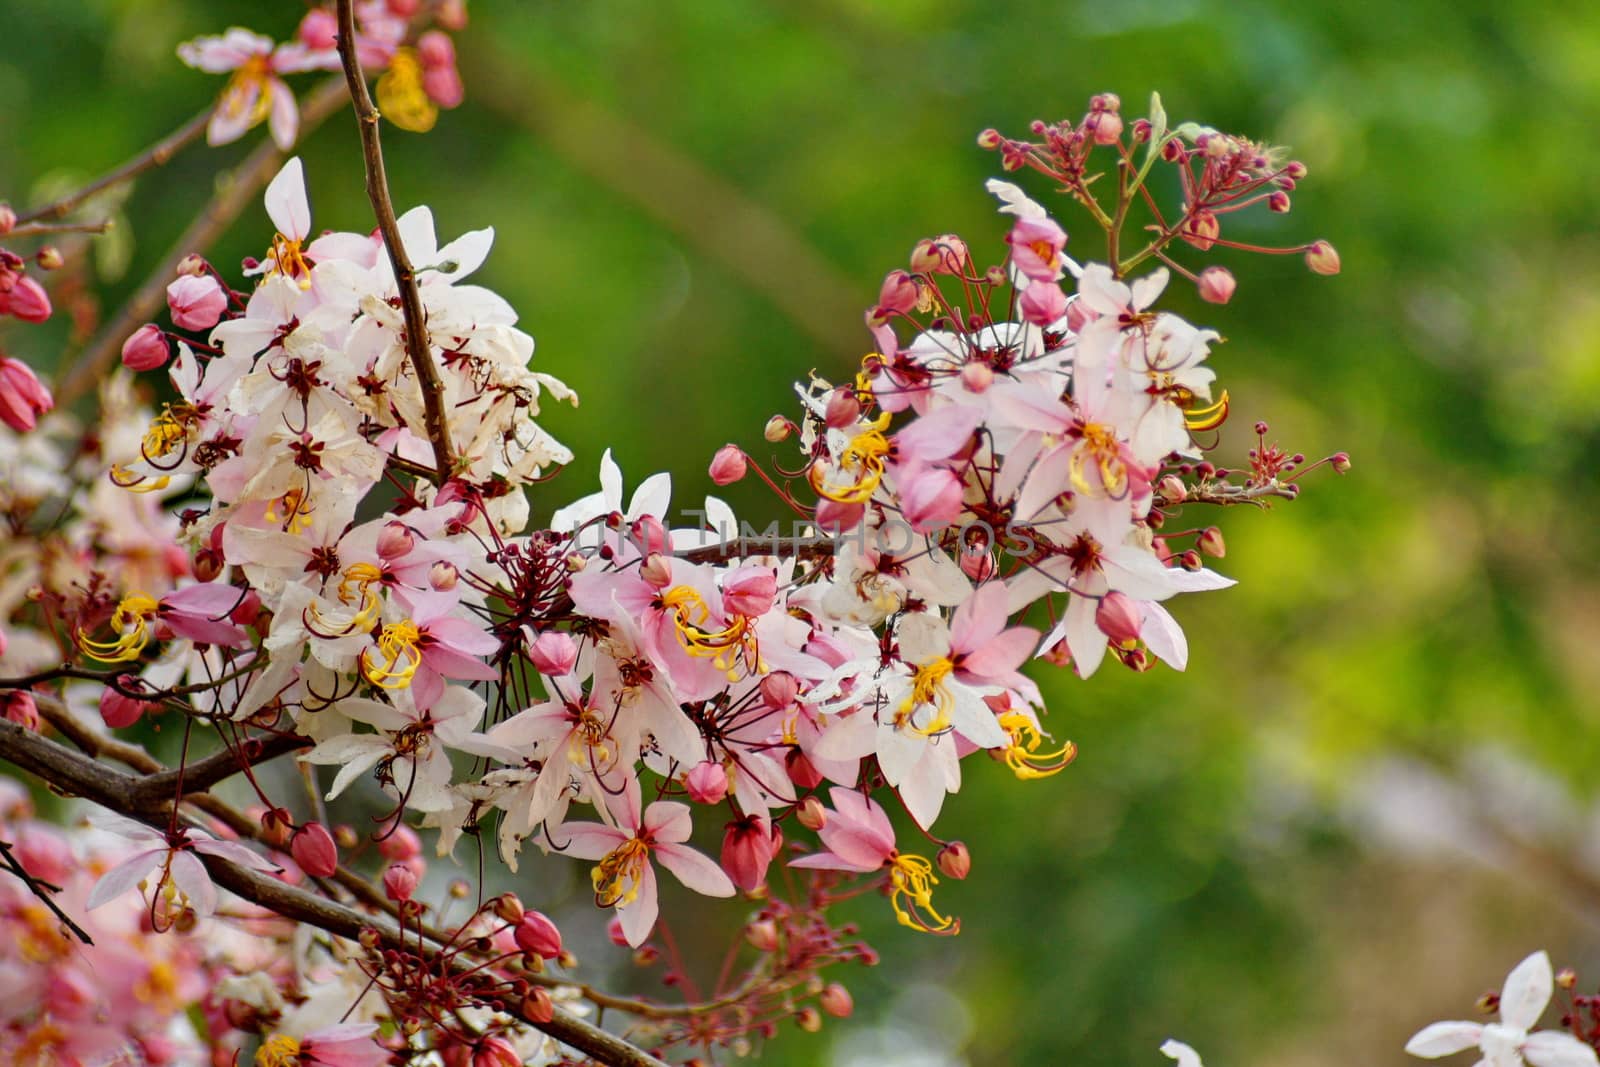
[1406,950,1598,1067]
[1161,1040,1204,1067]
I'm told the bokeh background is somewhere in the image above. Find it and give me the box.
[5,1,1600,1064]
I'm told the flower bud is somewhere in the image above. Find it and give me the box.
[745,919,780,952]
[99,684,151,729]
[1095,591,1142,649]
[764,414,793,442]
[1330,451,1352,474]
[723,567,777,618]
[685,761,729,805]
[959,549,996,582]
[872,270,918,320]
[383,863,418,902]
[1197,526,1225,558]
[417,30,456,68]
[1019,279,1068,326]
[35,246,63,271]
[527,630,578,676]
[824,387,861,429]
[960,361,994,394]
[291,822,339,878]
[0,355,54,433]
[709,445,747,486]
[175,254,207,277]
[426,560,457,591]
[2,692,39,731]
[937,841,972,880]
[377,522,416,559]
[514,910,564,960]
[1087,110,1124,145]
[1197,266,1236,305]
[639,552,673,589]
[820,983,854,1018]
[121,324,171,372]
[629,514,668,556]
[521,987,555,1025]
[796,795,826,831]
[606,915,630,947]
[796,1007,823,1033]
[166,274,227,331]
[722,816,779,893]
[0,276,52,323]
[1558,968,1578,990]
[1181,210,1220,252]
[1305,240,1341,276]
[380,824,422,861]
[759,671,798,709]
[492,893,524,924]
[1267,190,1291,213]
[1157,474,1187,502]
[786,749,823,790]
[0,205,13,234]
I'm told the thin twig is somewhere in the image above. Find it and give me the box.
[5,220,113,238]
[334,0,455,483]
[16,109,211,224]
[54,78,350,407]
[0,838,95,945]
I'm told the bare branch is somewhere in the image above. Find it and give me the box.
[16,108,211,224]
[333,0,455,484]
[0,838,94,946]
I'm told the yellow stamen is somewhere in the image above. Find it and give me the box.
[77,593,160,662]
[255,1035,302,1067]
[267,232,313,290]
[109,464,172,494]
[659,585,763,680]
[809,412,893,505]
[376,47,438,133]
[887,853,957,935]
[143,409,188,461]
[592,837,650,909]
[218,55,273,128]
[360,619,423,689]
[1182,389,1230,431]
[998,711,1077,780]
[263,487,315,535]
[899,657,956,737]
[1069,422,1129,497]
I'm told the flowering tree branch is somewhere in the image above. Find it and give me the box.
[334,0,455,483]
[15,108,211,225]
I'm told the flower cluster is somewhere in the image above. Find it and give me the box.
[0,77,1350,1063]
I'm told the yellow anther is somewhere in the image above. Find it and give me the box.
[1069,422,1130,498]
[267,232,313,289]
[809,412,893,505]
[263,487,315,535]
[360,619,423,689]
[142,409,188,461]
[219,55,273,129]
[899,657,956,737]
[1182,389,1230,431]
[998,711,1077,780]
[592,837,650,909]
[659,585,762,679]
[255,1035,302,1067]
[887,853,958,935]
[376,47,438,133]
[109,464,172,494]
[77,593,160,662]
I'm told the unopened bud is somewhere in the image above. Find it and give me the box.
[2,692,38,731]
[824,388,861,429]
[1305,240,1341,276]
[175,254,207,277]
[709,444,747,486]
[514,910,564,960]
[522,987,555,1024]
[796,795,827,831]
[820,983,854,1018]
[984,264,1007,287]
[759,671,799,709]
[639,553,673,589]
[1157,474,1186,502]
[527,630,578,676]
[937,840,972,880]
[1197,526,1225,558]
[492,893,524,924]
[745,919,780,952]
[1197,266,1236,305]
[1558,968,1578,990]
[796,1007,823,1033]
[1283,161,1308,180]
[377,522,416,559]
[291,822,339,878]
[684,761,729,805]
[1268,190,1291,213]
[335,824,359,849]
[100,684,151,729]
[1178,550,1203,571]
[1330,451,1352,474]
[977,128,1002,149]
[35,246,63,271]
[428,560,458,591]
[960,360,994,394]
[383,862,418,902]
[1095,591,1142,649]
[764,415,793,443]
[0,205,14,234]
[121,324,171,372]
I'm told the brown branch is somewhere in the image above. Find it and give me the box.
[16,108,211,224]
[6,220,113,238]
[333,0,455,484]
[0,837,95,945]
[0,720,667,1066]
[55,78,351,407]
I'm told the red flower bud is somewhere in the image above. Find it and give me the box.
[514,910,564,960]
[376,522,416,559]
[824,388,861,429]
[522,987,555,1024]
[527,630,579,676]
[1197,266,1236,305]
[0,275,52,323]
[99,684,151,729]
[937,841,971,880]
[291,822,339,878]
[684,761,729,805]
[1197,526,1226,558]
[1094,591,1142,649]
[2,692,39,731]
[820,982,854,1018]
[708,445,747,486]
[121,324,172,372]
[721,816,778,893]
[383,862,418,902]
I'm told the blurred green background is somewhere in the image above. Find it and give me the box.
[6,1,1600,1064]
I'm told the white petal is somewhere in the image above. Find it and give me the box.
[1160,1039,1204,1067]
[168,849,218,916]
[1405,1021,1486,1058]
[1524,1031,1600,1067]
[1501,951,1555,1032]
[86,849,165,910]
[264,158,311,239]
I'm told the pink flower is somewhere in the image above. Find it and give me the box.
[1006,216,1068,281]
[275,1024,389,1067]
[120,324,171,371]
[0,355,53,432]
[178,29,333,150]
[417,31,464,109]
[721,815,780,892]
[684,761,730,805]
[1019,278,1068,325]
[708,444,748,486]
[290,822,339,878]
[898,464,964,533]
[514,910,564,960]
[86,812,278,916]
[165,273,228,331]
[526,630,578,675]
[560,782,735,946]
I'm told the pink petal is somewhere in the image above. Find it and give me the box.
[264,158,311,240]
[168,849,217,916]
[86,849,165,910]
[640,801,693,845]
[654,842,736,897]
[618,864,659,947]
[556,823,629,861]
[266,78,299,151]
[1403,1021,1484,1058]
